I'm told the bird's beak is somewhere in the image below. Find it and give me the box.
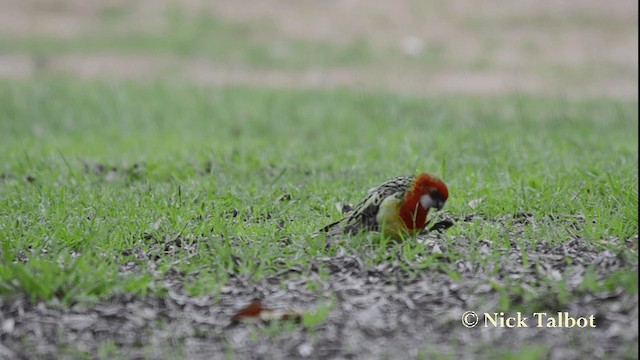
[434,200,445,211]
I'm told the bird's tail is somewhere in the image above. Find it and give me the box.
[310,218,347,240]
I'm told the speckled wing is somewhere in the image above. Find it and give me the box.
[342,176,414,234]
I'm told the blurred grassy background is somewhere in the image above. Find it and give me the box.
[0,0,637,97]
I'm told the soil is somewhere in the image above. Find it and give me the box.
[1,215,637,359]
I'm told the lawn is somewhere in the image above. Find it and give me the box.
[0,78,637,358]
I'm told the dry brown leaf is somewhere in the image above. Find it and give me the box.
[232,300,302,323]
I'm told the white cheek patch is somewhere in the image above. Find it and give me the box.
[420,194,436,209]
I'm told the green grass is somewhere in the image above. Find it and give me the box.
[0,78,637,309]
[0,9,375,69]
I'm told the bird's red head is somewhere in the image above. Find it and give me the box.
[398,172,449,232]
[413,172,449,210]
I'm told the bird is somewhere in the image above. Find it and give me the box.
[317,172,449,240]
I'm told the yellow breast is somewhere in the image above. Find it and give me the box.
[375,196,419,240]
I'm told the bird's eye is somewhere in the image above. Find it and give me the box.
[430,189,440,199]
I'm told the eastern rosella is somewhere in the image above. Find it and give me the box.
[318,173,449,240]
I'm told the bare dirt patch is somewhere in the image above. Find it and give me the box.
[2,215,637,359]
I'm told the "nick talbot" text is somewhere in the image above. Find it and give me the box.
[484,312,596,328]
